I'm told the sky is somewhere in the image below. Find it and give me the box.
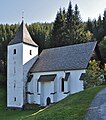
[0,0,106,24]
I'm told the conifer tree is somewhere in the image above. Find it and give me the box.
[73,4,89,43]
[83,60,104,89]
[73,4,81,42]
[99,36,106,58]
[86,18,93,33]
[98,15,102,26]
[103,9,106,23]
[66,1,74,44]
[51,8,67,47]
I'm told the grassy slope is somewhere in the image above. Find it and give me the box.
[0,85,106,120]
[0,86,41,120]
[23,85,106,120]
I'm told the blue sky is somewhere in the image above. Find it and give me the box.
[0,0,106,24]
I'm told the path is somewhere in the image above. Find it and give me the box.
[85,88,106,120]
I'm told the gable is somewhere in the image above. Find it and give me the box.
[90,45,102,64]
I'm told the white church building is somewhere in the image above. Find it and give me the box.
[7,21,100,108]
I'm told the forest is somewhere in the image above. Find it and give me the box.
[0,1,106,75]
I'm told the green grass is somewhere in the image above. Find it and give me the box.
[0,74,6,85]
[22,85,106,120]
[0,84,106,120]
[0,86,41,120]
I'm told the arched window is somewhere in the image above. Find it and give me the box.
[61,78,64,92]
[37,82,39,93]
[14,83,16,88]
[14,97,16,101]
[47,97,51,106]
[14,49,16,54]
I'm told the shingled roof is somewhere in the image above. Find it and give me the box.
[8,21,38,46]
[38,74,56,82]
[30,42,97,73]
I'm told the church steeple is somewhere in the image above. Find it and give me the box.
[9,21,38,47]
[7,20,38,108]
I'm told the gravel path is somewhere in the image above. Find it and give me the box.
[85,88,106,120]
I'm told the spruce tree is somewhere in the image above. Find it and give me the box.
[98,15,102,26]
[83,60,104,89]
[51,8,67,47]
[86,18,93,33]
[103,9,106,23]
[99,36,106,58]
[73,4,89,43]
[66,1,74,44]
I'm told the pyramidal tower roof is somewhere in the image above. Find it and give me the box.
[9,20,38,46]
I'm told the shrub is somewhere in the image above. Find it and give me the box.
[83,60,105,89]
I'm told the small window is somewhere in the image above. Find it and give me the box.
[30,50,32,55]
[14,83,16,88]
[14,66,16,74]
[14,97,16,101]
[14,49,16,54]
[37,82,39,93]
[61,78,64,92]
[14,61,16,74]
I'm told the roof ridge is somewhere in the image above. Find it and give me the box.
[42,41,97,52]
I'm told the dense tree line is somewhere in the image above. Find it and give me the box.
[50,2,92,48]
[28,23,53,52]
[86,9,106,42]
[0,24,19,74]
[0,23,52,74]
[0,1,106,75]
[86,9,106,58]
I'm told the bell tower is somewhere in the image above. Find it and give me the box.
[7,20,38,108]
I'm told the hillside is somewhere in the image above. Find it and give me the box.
[0,85,106,120]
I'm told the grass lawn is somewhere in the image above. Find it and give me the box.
[22,85,106,120]
[0,86,41,120]
[0,83,106,120]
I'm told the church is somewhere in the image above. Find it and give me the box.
[7,20,100,108]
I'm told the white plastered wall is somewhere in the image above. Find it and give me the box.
[23,43,38,103]
[27,69,85,106]
[7,43,38,108]
[7,43,23,108]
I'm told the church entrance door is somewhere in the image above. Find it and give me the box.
[46,97,51,106]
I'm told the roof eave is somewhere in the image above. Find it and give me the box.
[30,68,86,73]
[8,41,38,47]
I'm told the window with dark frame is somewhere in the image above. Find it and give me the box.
[61,78,64,92]
[14,49,16,54]
[14,97,16,101]
[14,83,16,88]
[37,82,39,93]
[30,50,32,55]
